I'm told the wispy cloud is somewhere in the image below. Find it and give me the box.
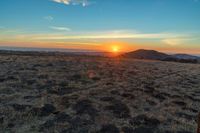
[52,0,91,7]
[44,16,54,21]
[162,38,185,46]
[50,26,71,31]
[0,28,23,34]
[0,29,193,46]
[32,32,187,40]
[162,38,194,46]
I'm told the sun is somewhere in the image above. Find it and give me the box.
[112,46,119,53]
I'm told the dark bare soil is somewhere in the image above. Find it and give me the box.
[0,54,200,133]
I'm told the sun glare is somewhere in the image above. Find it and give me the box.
[112,46,119,53]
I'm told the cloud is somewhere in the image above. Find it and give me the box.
[50,26,71,31]
[52,0,91,7]
[162,38,192,46]
[1,29,191,45]
[27,31,188,40]
[162,39,183,46]
[44,16,54,21]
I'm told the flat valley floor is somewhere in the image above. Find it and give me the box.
[0,54,200,133]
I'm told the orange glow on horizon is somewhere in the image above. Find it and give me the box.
[0,41,199,55]
[102,41,136,53]
[112,46,119,53]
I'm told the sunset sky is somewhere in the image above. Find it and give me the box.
[0,0,200,54]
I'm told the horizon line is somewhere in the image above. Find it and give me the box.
[0,46,199,56]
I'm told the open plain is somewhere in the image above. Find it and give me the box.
[0,53,200,133]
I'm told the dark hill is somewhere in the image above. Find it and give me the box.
[120,49,170,60]
[172,54,200,60]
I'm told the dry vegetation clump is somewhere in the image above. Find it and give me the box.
[0,54,200,133]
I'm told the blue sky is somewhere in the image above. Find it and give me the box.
[0,0,200,53]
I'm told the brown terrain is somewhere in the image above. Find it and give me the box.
[0,53,200,133]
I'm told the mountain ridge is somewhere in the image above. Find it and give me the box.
[120,49,200,64]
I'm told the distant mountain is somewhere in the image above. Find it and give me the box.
[163,54,200,64]
[120,49,199,64]
[172,54,200,60]
[120,49,170,60]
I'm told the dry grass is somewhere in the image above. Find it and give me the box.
[0,54,200,133]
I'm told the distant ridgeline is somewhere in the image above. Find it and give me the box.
[120,49,200,64]
[0,49,112,57]
[0,49,199,64]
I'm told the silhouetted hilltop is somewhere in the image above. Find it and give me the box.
[120,49,170,60]
[120,49,200,64]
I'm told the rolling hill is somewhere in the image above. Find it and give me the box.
[120,49,170,60]
[120,49,200,63]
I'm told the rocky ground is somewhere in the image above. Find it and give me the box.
[0,54,200,133]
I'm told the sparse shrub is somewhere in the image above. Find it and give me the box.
[177,131,192,133]
[67,116,92,132]
[121,126,134,133]
[11,104,32,112]
[98,124,120,133]
[7,123,15,128]
[130,114,160,128]
[133,126,154,133]
[31,104,56,116]
[25,79,35,85]
[153,93,166,102]
[121,93,135,99]
[175,112,194,120]
[0,116,4,124]
[40,104,56,116]
[110,90,120,95]
[146,99,157,106]
[73,99,98,118]
[60,96,70,108]
[91,76,101,81]
[48,86,74,96]
[0,77,6,82]
[71,74,82,80]
[54,112,71,123]
[39,120,55,131]
[105,101,130,118]
[100,96,115,102]
[172,101,186,107]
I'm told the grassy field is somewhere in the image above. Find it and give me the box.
[0,54,200,133]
